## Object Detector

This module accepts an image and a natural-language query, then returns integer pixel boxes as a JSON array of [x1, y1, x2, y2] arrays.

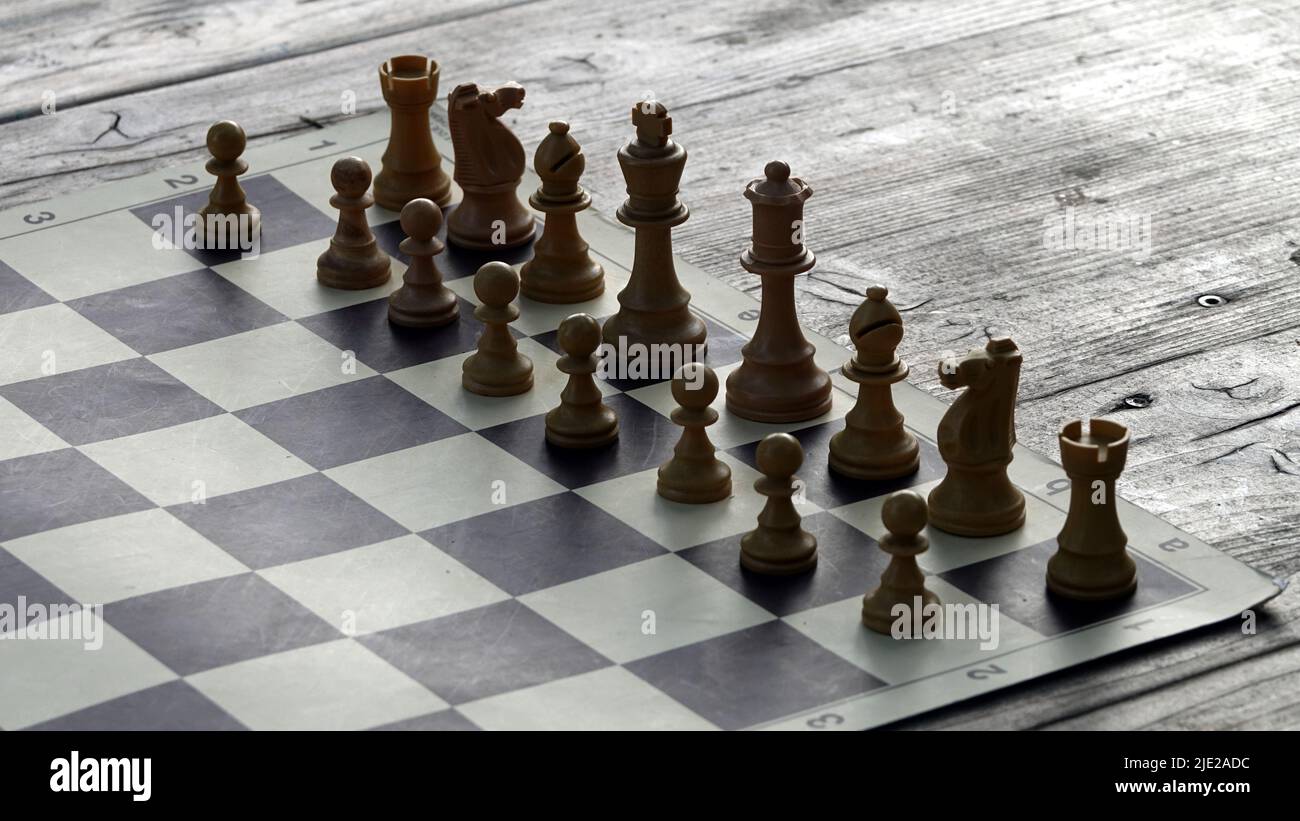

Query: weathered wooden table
[[2, 0, 1296, 729]]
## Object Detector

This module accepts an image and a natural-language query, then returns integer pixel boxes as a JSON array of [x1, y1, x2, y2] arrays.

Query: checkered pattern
[[0, 147, 1211, 732]]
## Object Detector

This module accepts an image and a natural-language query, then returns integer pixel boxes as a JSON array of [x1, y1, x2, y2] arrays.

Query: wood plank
[[0, 0, 536, 122]]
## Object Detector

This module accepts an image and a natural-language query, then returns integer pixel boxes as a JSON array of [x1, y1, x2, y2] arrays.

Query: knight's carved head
[[486, 82, 525, 111], [938, 336, 1020, 391]]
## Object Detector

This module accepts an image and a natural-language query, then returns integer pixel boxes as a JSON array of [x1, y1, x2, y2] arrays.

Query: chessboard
[[0, 105, 1281, 732]]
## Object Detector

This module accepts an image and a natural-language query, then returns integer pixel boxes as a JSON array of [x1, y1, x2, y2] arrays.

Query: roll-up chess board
[[0, 107, 1280, 731]]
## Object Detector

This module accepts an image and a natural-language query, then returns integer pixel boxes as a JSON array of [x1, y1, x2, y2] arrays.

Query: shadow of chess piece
[[446, 82, 535, 250], [546, 313, 619, 448], [462, 261, 533, 396], [657, 362, 731, 504], [862, 490, 940, 634], [725, 161, 831, 423], [198, 120, 260, 251], [387, 198, 458, 328], [927, 337, 1026, 537], [316, 157, 392, 290], [374, 55, 452, 212], [601, 100, 706, 353], [740, 432, 817, 575], [829, 285, 919, 479], [1046, 418, 1137, 601], [520, 121, 605, 303]]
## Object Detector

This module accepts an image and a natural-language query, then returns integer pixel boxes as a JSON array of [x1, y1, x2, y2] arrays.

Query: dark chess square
[[626, 620, 884, 730], [67, 268, 286, 355], [105, 573, 342, 676], [359, 600, 610, 705], [728, 421, 944, 509], [235, 375, 467, 469], [27, 681, 244, 732], [680, 512, 889, 617], [167, 473, 409, 570], [0, 357, 223, 446], [422, 492, 667, 596], [130, 175, 336, 266], [0, 449, 153, 542], [0, 259, 55, 315], [477, 394, 679, 488], [298, 295, 493, 372], [940, 540, 1199, 636]]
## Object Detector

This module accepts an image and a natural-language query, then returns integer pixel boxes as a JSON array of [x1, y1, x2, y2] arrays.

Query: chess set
[[0, 56, 1282, 732]]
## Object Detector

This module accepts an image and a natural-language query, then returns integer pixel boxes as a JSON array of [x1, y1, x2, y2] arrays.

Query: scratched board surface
[[0, 109, 1280, 731]]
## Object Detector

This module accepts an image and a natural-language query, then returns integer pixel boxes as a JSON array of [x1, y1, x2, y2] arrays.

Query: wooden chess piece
[[927, 337, 1026, 537], [374, 55, 452, 211], [387, 198, 458, 328], [725, 161, 831, 423], [740, 432, 817, 575], [601, 101, 706, 355], [519, 121, 605, 303], [446, 82, 535, 250], [198, 120, 260, 250], [462, 261, 533, 396], [546, 313, 619, 448], [316, 157, 392, 290], [862, 490, 940, 635], [828, 285, 919, 479], [657, 363, 731, 504], [1046, 419, 1137, 601]]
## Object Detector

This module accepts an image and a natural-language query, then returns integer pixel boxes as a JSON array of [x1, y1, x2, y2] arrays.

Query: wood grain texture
[[0, 0, 536, 122], [1, 0, 1296, 728]]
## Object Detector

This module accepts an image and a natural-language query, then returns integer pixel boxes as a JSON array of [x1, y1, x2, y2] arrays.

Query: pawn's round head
[[399, 198, 442, 240], [330, 156, 372, 198], [557, 313, 602, 357], [752, 159, 801, 197], [765, 160, 790, 184], [882, 490, 928, 538], [756, 432, 803, 478], [206, 120, 246, 162], [473, 261, 519, 306], [671, 362, 718, 408]]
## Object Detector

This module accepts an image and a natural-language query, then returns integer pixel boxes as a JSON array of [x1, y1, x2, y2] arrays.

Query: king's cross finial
[[632, 100, 671, 146]]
